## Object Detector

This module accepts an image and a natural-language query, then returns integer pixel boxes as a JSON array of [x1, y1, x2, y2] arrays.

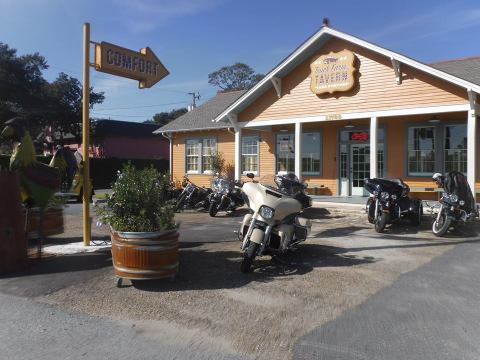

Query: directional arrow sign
[[94, 42, 169, 88]]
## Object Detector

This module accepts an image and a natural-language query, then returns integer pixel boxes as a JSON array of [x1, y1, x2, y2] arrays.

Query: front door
[[350, 144, 370, 196]]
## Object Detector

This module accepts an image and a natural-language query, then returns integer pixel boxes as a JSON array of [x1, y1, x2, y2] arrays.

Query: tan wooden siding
[[171, 129, 234, 188], [239, 38, 468, 122]]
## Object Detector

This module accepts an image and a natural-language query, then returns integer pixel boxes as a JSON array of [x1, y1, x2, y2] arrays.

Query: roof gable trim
[[214, 27, 479, 122]]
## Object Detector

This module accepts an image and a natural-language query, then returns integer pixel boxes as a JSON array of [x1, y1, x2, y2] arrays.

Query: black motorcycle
[[175, 175, 212, 211], [208, 176, 244, 217], [364, 178, 423, 233], [431, 171, 478, 236]]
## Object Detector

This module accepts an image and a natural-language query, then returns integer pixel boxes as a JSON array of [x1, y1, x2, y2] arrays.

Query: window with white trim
[[444, 124, 467, 174], [241, 136, 259, 174], [276, 134, 295, 174], [185, 138, 216, 174], [302, 132, 321, 175], [407, 126, 435, 176]]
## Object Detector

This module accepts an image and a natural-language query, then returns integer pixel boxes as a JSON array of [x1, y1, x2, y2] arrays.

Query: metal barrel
[[111, 229, 179, 280], [26, 207, 64, 239]]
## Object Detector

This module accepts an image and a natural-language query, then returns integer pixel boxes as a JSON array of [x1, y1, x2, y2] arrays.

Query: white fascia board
[[214, 28, 329, 122], [239, 104, 471, 128], [215, 26, 480, 124], [155, 126, 232, 133]]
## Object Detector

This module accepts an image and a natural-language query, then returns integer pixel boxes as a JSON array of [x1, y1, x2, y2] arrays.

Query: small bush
[[97, 163, 175, 232]]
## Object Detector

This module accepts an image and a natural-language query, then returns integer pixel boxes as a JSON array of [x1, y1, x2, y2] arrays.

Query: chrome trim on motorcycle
[[241, 217, 257, 250]]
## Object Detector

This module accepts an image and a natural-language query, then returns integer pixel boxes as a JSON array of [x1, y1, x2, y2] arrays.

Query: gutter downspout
[[161, 132, 173, 181]]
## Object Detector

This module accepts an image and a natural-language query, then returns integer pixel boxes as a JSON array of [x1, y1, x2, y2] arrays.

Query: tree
[[0, 43, 49, 127], [0, 43, 105, 144], [46, 72, 105, 143], [146, 108, 188, 127], [208, 63, 264, 91]]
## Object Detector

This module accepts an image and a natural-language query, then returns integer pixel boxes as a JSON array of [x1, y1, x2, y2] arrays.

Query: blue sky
[[1, 0, 479, 122]]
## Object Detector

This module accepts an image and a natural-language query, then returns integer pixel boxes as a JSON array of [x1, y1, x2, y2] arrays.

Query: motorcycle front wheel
[[240, 241, 260, 273], [175, 193, 187, 211], [209, 200, 219, 217], [432, 212, 451, 237], [375, 212, 389, 233]]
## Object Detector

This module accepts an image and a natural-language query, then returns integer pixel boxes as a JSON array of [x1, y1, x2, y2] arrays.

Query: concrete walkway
[[293, 237, 480, 360]]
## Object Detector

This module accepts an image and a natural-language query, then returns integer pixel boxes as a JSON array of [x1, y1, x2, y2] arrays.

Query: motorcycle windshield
[[444, 171, 476, 212], [364, 178, 406, 196]]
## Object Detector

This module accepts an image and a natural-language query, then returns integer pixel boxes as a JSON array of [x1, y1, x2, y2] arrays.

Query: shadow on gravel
[[302, 207, 347, 220], [0, 251, 112, 279], [132, 243, 376, 292]]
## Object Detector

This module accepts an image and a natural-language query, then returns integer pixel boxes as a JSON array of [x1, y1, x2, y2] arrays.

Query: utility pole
[[188, 92, 201, 108]]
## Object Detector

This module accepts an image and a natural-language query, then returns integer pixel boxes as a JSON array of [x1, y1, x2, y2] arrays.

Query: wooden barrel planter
[[0, 171, 27, 273], [26, 207, 64, 239], [110, 229, 179, 286]]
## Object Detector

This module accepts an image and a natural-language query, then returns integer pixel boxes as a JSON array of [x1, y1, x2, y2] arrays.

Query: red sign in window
[[350, 131, 369, 141]]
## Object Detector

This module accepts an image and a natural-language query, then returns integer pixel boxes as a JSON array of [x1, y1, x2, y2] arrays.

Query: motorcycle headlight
[[259, 206, 275, 219], [380, 191, 389, 200], [449, 194, 459, 203], [391, 194, 397, 200], [459, 200, 465, 206]]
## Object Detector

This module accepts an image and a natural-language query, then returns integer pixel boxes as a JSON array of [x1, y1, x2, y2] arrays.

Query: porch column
[[369, 116, 378, 179], [295, 121, 302, 180], [467, 109, 477, 195], [234, 128, 242, 180]]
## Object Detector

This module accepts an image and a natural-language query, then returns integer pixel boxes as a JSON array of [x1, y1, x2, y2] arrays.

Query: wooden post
[[82, 23, 91, 246]]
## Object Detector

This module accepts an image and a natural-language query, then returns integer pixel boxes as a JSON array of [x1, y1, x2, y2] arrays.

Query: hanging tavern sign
[[310, 50, 356, 95]]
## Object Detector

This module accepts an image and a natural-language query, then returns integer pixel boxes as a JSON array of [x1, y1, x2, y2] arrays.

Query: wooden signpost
[[82, 23, 169, 246]]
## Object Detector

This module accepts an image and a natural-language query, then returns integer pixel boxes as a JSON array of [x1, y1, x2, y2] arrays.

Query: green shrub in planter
[[97, 163, 175, 232]]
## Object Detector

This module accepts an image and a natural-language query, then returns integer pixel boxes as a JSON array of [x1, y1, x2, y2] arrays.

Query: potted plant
[[97, 163, 178, 287]]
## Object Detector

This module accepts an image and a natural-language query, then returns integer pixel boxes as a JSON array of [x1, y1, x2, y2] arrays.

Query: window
[[302, 132, 321, 175], [241, 136, 259, 174], [407, 126, 435, 176], [276, 134, 295, 174], [445, 124, 467, 174], [186, 140, 200, 173], [202, 138, 216, 173], [185, 138, 216, 174]]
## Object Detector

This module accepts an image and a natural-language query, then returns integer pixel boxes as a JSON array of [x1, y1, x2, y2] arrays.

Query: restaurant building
[[155, 25, 480, 200]]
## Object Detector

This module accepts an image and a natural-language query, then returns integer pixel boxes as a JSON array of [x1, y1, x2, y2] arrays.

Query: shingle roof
[[153, 90, 246, 133], [430, 57, 480, 86]]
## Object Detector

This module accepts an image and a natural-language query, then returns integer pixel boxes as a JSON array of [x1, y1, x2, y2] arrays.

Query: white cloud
[[366, 5, 480, 43], [116, 0, 224, 33]]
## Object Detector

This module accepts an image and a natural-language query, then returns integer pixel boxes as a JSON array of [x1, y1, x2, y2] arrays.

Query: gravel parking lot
[[24, 204, 478, 360]]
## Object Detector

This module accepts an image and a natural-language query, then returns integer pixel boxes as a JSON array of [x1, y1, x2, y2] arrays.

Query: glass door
[[350, 144, 370, 196]]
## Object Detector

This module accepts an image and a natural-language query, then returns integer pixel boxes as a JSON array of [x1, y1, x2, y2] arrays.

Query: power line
[[91, 112, 153, 118], [93, 101, 187, 111], [48, 63, 194, 95]]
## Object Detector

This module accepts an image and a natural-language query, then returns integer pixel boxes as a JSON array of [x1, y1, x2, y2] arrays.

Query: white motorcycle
[[238, 173, 312, 273]]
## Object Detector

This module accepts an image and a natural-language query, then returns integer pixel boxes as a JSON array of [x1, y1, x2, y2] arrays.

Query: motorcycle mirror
[[246, 173, 254, 179]]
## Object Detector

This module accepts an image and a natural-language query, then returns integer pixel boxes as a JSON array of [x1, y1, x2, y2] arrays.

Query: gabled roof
[[153, 90, 246, 133], [430, 57, 480, 86], [214, 26, 480, 123]]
